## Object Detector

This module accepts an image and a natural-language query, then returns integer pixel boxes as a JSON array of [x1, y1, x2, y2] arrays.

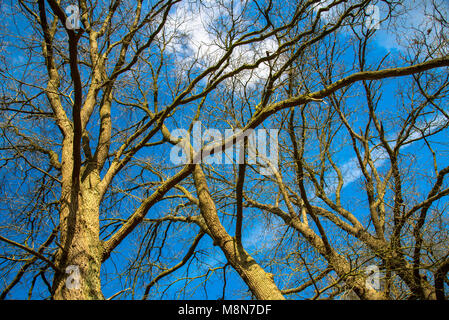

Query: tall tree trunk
[[193, 164, 285, 300], [52, 166, 104, 300]]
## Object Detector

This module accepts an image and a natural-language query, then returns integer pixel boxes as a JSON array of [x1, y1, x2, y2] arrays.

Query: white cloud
[[313, 0, 449, 55], [163, 1, 280, 88], [374, 0, 448, 54]]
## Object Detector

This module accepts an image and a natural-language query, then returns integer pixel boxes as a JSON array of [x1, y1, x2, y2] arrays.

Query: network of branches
[[0, 0, 448, 300]]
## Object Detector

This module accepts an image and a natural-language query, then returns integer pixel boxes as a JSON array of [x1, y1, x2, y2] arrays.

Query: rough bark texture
[[52, 165, 104, 300], [193, 164, 285, 300], [287, 215, 386, 300]]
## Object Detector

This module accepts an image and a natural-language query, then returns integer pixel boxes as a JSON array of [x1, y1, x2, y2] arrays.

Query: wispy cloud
[[163, 1, 279, 87], [374, 0, 448, 55], [338, 114, 448, 188], [313, 0, 449, 54]]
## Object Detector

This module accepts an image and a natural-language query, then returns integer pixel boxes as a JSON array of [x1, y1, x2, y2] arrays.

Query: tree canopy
[[0, 0, 449, 300]]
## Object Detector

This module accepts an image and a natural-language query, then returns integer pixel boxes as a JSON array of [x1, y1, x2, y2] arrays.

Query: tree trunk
[[193, 164, 285, 300], [285, 215, 387, 299], [52, 168, 104, 300]]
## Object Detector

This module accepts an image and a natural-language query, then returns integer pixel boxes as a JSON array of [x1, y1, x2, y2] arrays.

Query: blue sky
[[1, 0, 448, 300]]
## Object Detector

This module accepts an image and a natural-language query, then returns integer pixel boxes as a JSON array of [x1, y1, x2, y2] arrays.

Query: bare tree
[[0, 0, 448, 300]]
